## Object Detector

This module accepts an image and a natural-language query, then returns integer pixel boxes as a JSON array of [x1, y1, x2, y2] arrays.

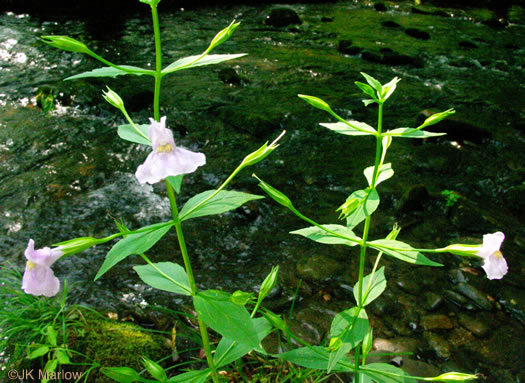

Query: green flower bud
[[141, 357, 167, 382], [361, 328, 373, 359], [231, 290, 253, 306], [102, 86, 125, 110], [41, 36, 91, 54], [258, 265, 279, 301], [439, 244, 480, 256], [427, 372, 478, 382], [419, 108, 455, 129], [208, 20, 241, 52], [297, 94, 333, 113], [53, 237, 101, 256], [253, 175, 294, 210], [336, 197, 360, 219], [241, 131, 285, 168], [328, 336, 342, 352], [262, 311, 286, 331]]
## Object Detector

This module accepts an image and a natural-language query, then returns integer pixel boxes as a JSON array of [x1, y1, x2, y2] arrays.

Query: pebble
[[265, 8, 302, 28], [423, 332, 452, 359], [296, 254, 341, 282], [444, 290, 477, 311], [458, 313, 490, 337], [424, 292, 444, 311], [405, 28, 430, 40], [455, 283, 493, 311], [421, 314, 454, 330]]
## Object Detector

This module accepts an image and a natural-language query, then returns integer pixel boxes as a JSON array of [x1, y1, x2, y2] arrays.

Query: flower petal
[[477, 232, 505, 259], [482, 253, 508, 280], [24, 239, 63, 267], [22, 264, 60, 297], [148, 116, 174, 151]]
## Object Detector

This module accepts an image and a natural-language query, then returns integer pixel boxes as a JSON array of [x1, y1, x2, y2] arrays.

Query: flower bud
[[361, 328, 373, 358], [328, 336, 342, 352], [439, 244, 480, 256], [53, 237, 100, 256], [427, 372, 478, 381], [141, 357, 167, 382], [253, 175, 294, 210], [297, 94, 332, 113], [208, 20, 241, 52], [262, 311, 286, 331], [102, 86, 125, 110], [258, 266, 279, 301], [336, 197, 360, 219], [41, 36, 91, 54], [419, 108, 455, 129], [241, 131, 285, 168], [231, 290, 253, 306]]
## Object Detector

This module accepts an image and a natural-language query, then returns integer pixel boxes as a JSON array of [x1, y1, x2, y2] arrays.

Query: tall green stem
[[355, 103, 384, 382], [151, 4, 163, 121]]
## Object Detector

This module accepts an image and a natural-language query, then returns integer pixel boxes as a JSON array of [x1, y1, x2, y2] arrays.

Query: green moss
[[69, 311, 168, 382]]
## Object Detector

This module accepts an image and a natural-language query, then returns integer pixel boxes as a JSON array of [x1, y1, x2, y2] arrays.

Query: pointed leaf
[[162, 54, 247, 74], [46, 326, 57, 347], [179, 190, 264, 221], [385, 128, 446, 138], [214, 317, 272, 367], [353, 267, 386, 306], [276, 346, 352, 372], [134, 262, 191, 296], [346, 189, 380, 228], [368, 239, 443, 266], [320, 121, 377, 136], [355, 81, 378, 99], [381, 77, 401, 101], [56, 350, 70, 364], [117, 124, 151, 145], [361, 363, 415, 383], [95, 223, 173, 280], [194, 290, 259, 348], [65, 65, 150, 80], [290, 224, 360, 247], [364, 163, 394, 187], [101, 367, 149, 383], [330, 307, 369, 348], [168, 370, 210, 383], [28, 345, 49, 359], [361, 72, 382, 92], [167, 175, 183, 194]]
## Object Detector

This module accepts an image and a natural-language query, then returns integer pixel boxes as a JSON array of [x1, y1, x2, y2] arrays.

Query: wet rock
[[265, 8, 301, 28], [450, 202, 493, 233], [395, 274, 421, 295], [218, 68, 243, 86], [449, 268, 467, 284], [458, 313, 490, 337], [421, 314, 454, 330], [374, 2, 387, 12], [405, 28, 430, 40], [455, 283, 493, 311], [412, 6, 449, 17], [396, 185, 430, 215], [321, 16, 333, 23], [373, 337, 420, 354], [288, 319, 322, 345], [424, 292, 444, 311], [418, 109, 491, 143], [370, 291, 400, 317], [498, 285, 525, 324], [381, 49, 424, 68], [503, 184, 525, 216], [444, 290, 477, 311], [296, 254, 341, 282], [385, 316, 412, 336], [423, 332, 451, 359], [381, 20, 401, 28], [337, 39, 362, 55], [459, 40, 478, 49]]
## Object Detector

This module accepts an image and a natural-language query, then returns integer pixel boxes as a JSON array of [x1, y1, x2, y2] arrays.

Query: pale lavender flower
[[22, 239, 63, 297], [477, 232, 507, 280], [135, 117, 206, 184]]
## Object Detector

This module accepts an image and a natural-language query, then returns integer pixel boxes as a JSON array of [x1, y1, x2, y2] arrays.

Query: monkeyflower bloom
[[443, 232, 507, 280], [22, 239, 63, 297], [135, 117, 206, 184]]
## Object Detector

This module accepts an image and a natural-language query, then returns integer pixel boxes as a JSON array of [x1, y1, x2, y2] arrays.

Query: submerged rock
[[361, 49, 424, 68], [381, 20, 401, 28], [265, 8, 302, 27], [417, 109, 491, 143], [423, 332, 452, 359], [424, 292, 444, 311], [405, 28, 430, 40], [454, 283, 493, 311], [421, 314, 454, 330], [337, 39, 362, 55], [458, 313, 490, 337], [296, 254, 341, 282], [396, 185, 430, 215]]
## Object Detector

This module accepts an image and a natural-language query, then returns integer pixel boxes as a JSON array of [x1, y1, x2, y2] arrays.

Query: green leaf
[[28, 345, 49, 359], [364, 163, 394, 187], [133, 262, 191, 296], [355, 81, 378, 99], [179, 190, 264, 221], [46, 326, 57, 347], [117, 124, 150, 145], [290, 224, 360, 247], [346, 189, 380, 229], [214, 317, 272, 367], [360, 72, 382, 93], [381, 77, 401, 101], [368, 240, 443, 267], [361, 363, 415, 383], [65, 65, 150, 80], [385, 128, 446, 138], [276, 346, 352, 372], [167, 175, 183, 194], [320, 121, 377, 136], [162, 54, 247, 74], [330, 307, 369, 349], [168, 370, 210, 383], [95, 223, 173, 280], [353, 267, 386, 306], [362, 99, 376, 107], [56, 349, 70, 364], [101, 367, 148, 383], [194, 290, 259, 348], [141, 357, 167, 382]]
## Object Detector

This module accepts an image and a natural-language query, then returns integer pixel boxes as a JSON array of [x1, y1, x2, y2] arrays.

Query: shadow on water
[[1, 1, 524, 380]]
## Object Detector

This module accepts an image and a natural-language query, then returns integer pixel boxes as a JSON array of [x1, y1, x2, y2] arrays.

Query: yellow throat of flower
[[26, 260, 36, 271], [493, 250, 503, 258], [156, 143, 172, 153]]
